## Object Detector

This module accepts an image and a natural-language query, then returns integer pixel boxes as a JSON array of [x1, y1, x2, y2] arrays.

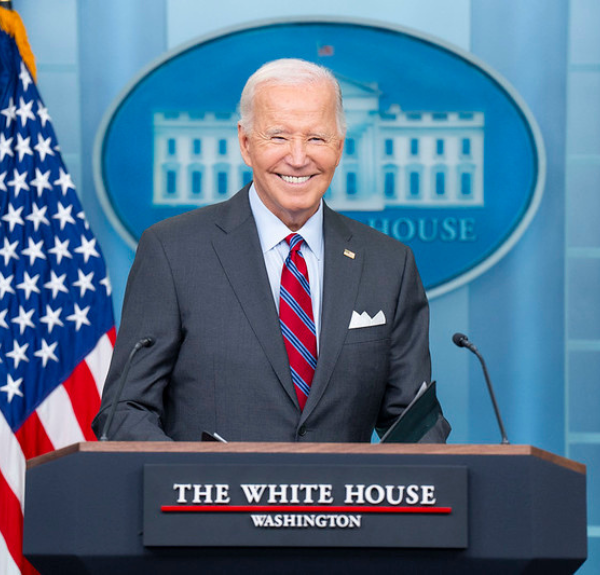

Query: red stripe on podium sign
[[161, 505, 452, 514]]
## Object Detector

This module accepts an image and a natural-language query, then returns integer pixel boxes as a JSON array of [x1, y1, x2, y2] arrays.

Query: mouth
[[278, 175, 312, 184]]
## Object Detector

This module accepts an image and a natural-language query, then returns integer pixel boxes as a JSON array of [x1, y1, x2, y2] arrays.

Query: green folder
[[379, 381, 442, 443]]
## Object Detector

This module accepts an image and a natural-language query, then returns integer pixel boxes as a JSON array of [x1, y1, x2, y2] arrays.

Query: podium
[[24, 443, 586, 574]]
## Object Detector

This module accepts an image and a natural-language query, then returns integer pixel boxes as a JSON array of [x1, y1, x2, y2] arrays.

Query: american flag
[[0, 9, 115, 575], [317, 45, 334, 57]]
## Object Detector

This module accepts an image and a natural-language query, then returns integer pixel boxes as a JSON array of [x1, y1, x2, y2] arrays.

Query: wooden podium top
[[27, 442, 585, 474]]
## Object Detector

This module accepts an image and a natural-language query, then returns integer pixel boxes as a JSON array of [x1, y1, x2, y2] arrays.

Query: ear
[[238, 123, 253, 167], [335, 137, 345, 167]]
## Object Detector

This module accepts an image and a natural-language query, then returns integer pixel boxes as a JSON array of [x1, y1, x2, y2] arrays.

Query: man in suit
[[92, 58, 450, 443]]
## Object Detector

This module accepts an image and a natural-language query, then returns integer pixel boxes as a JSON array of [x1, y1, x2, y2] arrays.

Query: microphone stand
[[100, 337, 154, 441], [469, 345, 510, 445], [453, 333, 510, 445]]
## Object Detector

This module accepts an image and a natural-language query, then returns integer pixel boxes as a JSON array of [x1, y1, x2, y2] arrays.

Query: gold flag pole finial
[[0, 2, 37, 81]]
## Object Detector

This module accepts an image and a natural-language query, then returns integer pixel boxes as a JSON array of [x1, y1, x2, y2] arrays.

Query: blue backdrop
[[16, 0, 599, 571]]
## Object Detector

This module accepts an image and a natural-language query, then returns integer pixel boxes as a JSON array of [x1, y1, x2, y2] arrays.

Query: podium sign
[[144, 463, 468, 547]]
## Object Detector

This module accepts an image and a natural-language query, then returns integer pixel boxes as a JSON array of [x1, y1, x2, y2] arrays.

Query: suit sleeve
[[92, 228, 181, 440], [376, 246, 451, 443]]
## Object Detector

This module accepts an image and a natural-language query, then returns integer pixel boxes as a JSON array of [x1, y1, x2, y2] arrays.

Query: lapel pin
[[343, 249, 356, 259]]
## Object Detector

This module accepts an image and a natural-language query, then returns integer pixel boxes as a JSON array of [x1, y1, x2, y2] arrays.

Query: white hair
[[238, 58, 346, 135]]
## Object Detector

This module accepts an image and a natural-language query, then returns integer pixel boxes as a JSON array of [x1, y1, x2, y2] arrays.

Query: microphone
[[100, 337, 154, 441], [452, 332, 510, 445]]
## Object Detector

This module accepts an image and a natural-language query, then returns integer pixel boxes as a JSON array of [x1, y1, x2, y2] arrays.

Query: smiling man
[[93, 59, 450, 443]]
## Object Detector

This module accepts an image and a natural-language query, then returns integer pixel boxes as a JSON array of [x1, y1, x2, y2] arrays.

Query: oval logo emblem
[[96, 19, 544, 298]]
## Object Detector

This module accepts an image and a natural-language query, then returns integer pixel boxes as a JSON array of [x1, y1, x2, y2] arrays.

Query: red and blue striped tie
[[279, 234, 317, 410]]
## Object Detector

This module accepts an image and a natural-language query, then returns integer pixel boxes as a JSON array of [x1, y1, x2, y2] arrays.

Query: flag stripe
[[15, 411, 54, 461], [0, 411, 25, 510], [63, 362, 101, 441], [0, 467, 24, 570], [84, 331, 114, 396], [36, 385, 86, 449], [0, 530, 22, 575]]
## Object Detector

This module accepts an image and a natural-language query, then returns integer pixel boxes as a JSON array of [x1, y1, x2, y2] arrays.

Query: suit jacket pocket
[[344, 323, 390, 345]]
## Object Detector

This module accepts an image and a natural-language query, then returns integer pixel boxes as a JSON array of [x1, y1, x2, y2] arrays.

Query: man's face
[[238, 81, 344, 231]]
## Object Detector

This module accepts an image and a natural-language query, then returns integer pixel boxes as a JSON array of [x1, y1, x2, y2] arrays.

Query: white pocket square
[[349, 310, 386, 329]]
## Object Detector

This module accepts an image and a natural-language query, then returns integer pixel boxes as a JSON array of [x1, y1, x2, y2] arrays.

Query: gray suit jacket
[[92, 186, 450, 443]]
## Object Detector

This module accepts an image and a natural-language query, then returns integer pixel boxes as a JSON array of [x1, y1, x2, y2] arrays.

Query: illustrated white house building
[[152, 76, 484, 209]]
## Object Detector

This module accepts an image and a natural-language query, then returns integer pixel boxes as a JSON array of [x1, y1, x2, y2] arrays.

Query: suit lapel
[[210, 188, 298, 406], [300, 206, 363, 422]]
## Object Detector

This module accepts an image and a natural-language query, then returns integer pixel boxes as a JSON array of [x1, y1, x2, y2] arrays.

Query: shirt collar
[[249, 184, 324, 260]]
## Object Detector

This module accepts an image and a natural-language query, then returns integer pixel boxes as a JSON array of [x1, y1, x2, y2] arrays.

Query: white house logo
[[95, 19, 544, 298], [152, 80, 484, 210]]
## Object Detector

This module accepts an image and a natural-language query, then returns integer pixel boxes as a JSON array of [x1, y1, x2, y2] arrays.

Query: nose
[[287, 137, 308, 167]]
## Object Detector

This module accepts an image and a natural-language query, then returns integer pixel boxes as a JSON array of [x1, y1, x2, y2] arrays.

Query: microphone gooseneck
[[452, 332, 509, 445], [100, 337, 154, 441]]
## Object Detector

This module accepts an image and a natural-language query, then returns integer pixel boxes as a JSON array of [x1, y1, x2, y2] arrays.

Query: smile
[[279, 175, 312, 184]]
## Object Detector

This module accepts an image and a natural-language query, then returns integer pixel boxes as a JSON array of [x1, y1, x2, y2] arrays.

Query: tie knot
[[285, 233, 304, 253]]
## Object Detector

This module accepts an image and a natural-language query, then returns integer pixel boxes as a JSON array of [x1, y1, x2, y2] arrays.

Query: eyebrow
[[265, 128, 287, 136], [264, 128, 332, 139]]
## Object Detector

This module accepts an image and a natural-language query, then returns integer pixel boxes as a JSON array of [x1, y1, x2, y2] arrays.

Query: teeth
[[280, 175, 310, 184]]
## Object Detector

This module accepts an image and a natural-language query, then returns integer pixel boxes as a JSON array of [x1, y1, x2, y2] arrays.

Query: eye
[[309, 136, 325, 143]]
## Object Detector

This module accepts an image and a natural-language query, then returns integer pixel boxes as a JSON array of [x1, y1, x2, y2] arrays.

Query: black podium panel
[[23, 444, 587, 574]]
